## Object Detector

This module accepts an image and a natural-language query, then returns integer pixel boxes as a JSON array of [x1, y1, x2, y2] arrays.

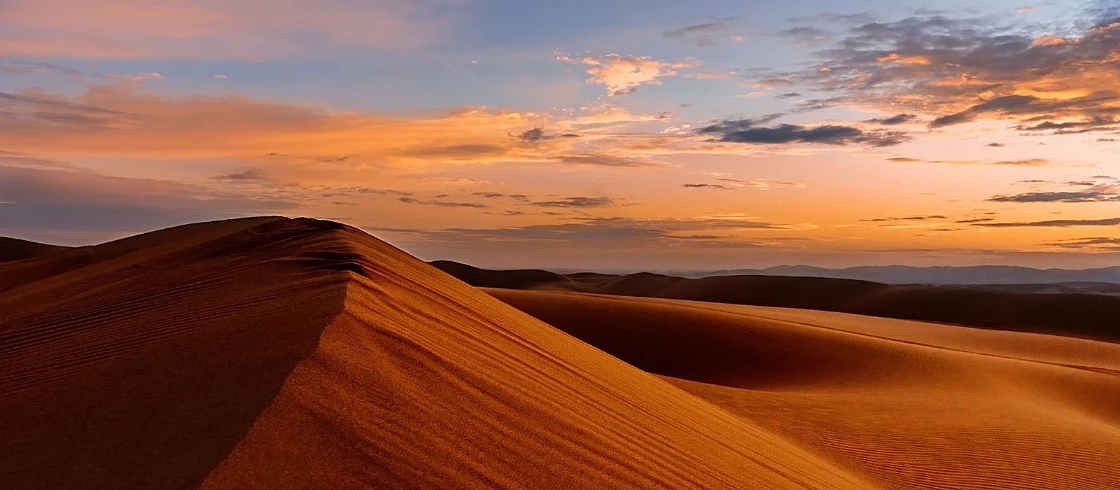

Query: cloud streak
[[0, 0, 460, 58]]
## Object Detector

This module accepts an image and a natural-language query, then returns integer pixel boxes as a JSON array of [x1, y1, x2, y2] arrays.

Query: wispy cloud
[[888, 157, 1056, 166], [974, 217, 1120, 227], [777, 27, 835, 45], [0, 160, 293, 240], [104, 72, 164, 83], [1046, 236, 1120, 251], [0, 0, 460, 58], [528, 196, 615, 208], [369, 215, 790, 245], [664, 17, 739, 47], [987, 176, 1120, 202], [398, 197, 488, 209]]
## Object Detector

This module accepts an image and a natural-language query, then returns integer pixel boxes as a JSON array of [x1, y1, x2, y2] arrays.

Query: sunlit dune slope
[[0, 217, 870, 490], [489, 289, 1120, 490]]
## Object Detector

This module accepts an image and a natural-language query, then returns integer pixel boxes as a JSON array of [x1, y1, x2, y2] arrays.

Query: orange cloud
[[875, 53, 932, 65], [0, 86, 699, 183], [557, 53, 702, 96]]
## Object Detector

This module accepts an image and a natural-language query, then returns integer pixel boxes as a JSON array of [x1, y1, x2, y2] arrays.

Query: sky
[[1, 0, 1119, 270]]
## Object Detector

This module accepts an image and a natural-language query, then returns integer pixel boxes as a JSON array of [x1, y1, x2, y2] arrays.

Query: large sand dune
[[490, 289, 1120, 489], [0, 237, 67, 263], [1, 217, 871, 489]]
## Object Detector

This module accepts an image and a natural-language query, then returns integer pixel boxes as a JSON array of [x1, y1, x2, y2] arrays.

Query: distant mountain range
[[673, 265, 1120, 285]]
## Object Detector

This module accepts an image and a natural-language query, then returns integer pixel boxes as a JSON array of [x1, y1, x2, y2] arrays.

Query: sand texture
[[2, 218, 871, 489]]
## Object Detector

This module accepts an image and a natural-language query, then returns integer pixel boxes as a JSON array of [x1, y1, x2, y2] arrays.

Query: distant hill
[[429, 260, 573, 289], [0, 237, 68, 263], [686, 265, 1120, 285], [434, 260, 1120, 342]]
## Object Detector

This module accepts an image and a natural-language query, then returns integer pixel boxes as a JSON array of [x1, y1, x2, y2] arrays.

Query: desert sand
[[2, 217, 1117, 489], [0, 237, 67, 263], [1, 217, 867, 489], [490, 289, 1120, 489], [434, 260, 1120, 342]]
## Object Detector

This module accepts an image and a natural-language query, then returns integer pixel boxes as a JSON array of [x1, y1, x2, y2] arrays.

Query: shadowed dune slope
[[0, 237, 68, 263], [488, 289, 1120, 490], [0, 218, 871, 490], [436, 262, 1120, 342], [428, 259, 573, 289]]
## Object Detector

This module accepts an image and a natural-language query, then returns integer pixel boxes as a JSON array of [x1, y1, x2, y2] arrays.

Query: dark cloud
[[664, 17, 737, 46], [529, 197, 614, 208], [987, 142, 1005, 147], [0, 90, 145, 131], [366, 216, 787, 245], [988, 191, 1120, 203], [682, 183, 730, 189], [1046, 236, 1120, 250], [397, 197, 487, 208], [0, 150, 77, 170], [698, 119, 909, 146], [355, 187, 412, 197], [212, 168, 269, 182], [974, 217, 1120, 227], [868, 113, 917, 125], [888, 157, 1052, 166], [931, 96, 1119, 130], [862, 215, 948, 222], [778, 26, 835, 44], [786, 10, 1120, 134], [517, 128, 579, 142], [776, 92, 802, 99], [472, 192, 531, 202], [556, 154, 654, 167], [0, 60, 83, 78], [954, 217, 995, 224], [789, 12, 877, 24], [988, 175, 1120, 202], [403, 144, 509, 159]]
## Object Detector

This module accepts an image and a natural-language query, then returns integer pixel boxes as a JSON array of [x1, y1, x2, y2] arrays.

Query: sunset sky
[[2, 0, 1118, 270]]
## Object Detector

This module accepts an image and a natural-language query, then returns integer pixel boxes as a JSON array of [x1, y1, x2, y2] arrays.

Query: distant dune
[[0, 218, 870, 489], [433, 261, 1120, 342], [489, 289, 1120, 489], [0, 237, 68, 263], [666, 264, 1120, 285]]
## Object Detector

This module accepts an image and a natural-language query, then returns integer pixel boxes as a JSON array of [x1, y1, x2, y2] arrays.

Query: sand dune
[[434, 261, 1120, 342], [0, 237, 67, 263], [1, 218, 871, 489], [489, 289, 1120, 489]]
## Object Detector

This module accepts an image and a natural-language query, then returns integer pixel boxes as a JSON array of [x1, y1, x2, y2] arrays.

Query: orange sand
[[1, 218, 869, 489], [490, 289, 1120, 489]]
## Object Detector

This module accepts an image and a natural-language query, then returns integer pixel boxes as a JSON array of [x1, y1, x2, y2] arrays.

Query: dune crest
[[1, 218, 870, 489]]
